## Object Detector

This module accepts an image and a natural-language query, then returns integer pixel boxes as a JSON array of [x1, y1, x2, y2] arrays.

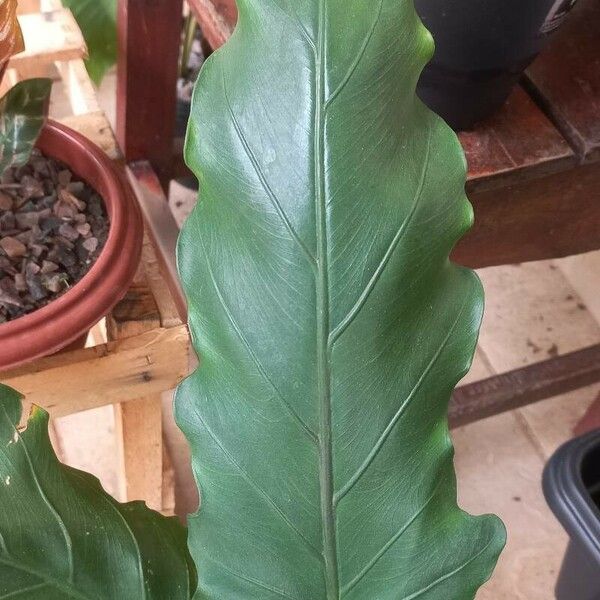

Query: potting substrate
[[0, 149, 109, 323]]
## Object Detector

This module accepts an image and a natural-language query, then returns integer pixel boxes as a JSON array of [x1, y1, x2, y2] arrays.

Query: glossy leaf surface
[[0, 78, 51, 173], [63, 0, 116, 85], [0, 384, 196, 599], [177, 1, 505, 599], [0, 0, 23, 68]]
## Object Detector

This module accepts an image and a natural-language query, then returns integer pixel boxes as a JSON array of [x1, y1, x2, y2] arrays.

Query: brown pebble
[[41, 260, 59, 273], [25, 261, 41, 275], [42, 274, 63, 293], [58, 189, 86, 211], [75, 222, 91, 237], [82, 237, 98, 253], [13, 273, 27, 292], [15, 212, 40, 229], [20, 175, 45, 199], [58, 223, 79, 241], [53, 200, 78, 220], [0, 193, 13, 211], [57, 170, 72, 186], [0, 236, 27, 258]]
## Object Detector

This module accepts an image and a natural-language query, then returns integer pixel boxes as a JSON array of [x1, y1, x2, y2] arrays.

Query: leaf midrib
[[313, 2, 339, 599]]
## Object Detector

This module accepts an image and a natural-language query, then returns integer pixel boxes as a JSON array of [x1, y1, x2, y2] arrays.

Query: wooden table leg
[[116, 0, 184, 189], [114, 395, 164, 510], [108, 263, 166, 509]]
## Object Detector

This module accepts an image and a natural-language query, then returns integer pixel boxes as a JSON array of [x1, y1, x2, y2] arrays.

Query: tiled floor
[[52, 73, 600, 597]]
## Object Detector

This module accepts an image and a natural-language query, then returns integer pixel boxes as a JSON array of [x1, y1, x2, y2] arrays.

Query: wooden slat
[[2, 326, 189, 417], [55, 59, 100, 116], [450, 344, 600, 428], [58, 111, 120, 159], [127, 161, 187, 322], [453, 160, 600, 268], [17, 0, 41, 15], [525, 0, 600, 162], [461, 86, 575, 193], [115, 397, 164, 510], [108, 248, 166, 509], [10, 9, 86, 69], [141, 235, 182, 329], [116, 0, 183, 186], [187, 0, 233, 49]]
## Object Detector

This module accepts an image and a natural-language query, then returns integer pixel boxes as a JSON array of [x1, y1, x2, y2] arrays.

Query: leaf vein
[[191, 404, 323, 560], [341, 480, 442, 596], [207, 555, 304, 600], [334, 294, 467, 504], [223, 71, 317, 270], [329, 127, 431, 346], [400, 538, 495, 600], [325, 0, 384, 109], [198, 235, 318, 442]]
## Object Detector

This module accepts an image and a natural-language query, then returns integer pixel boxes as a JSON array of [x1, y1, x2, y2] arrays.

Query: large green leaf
[[63, 0, 116, 85], [177, 1, 505, 599], [0, 78, 51, 174], [0, 383, 196, 599]]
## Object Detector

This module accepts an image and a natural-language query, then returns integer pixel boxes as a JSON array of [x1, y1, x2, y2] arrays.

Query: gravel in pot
[[0, 148, 109, 323]]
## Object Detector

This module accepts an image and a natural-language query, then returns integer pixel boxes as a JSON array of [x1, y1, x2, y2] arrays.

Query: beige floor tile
[[477, 261, 600, 372], [53, 406, 118, 498], [453, 411, 567, 600], [556, 250, 600, 325], [517, 384, 600, 460]]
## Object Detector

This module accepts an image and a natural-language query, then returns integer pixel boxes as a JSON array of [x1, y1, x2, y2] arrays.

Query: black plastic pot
[[415, 0, 580, 130], [543, 430, 600, 600]]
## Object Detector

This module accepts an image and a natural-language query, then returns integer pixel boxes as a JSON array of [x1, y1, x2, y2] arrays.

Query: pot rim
[[0, 119, 143, 369]]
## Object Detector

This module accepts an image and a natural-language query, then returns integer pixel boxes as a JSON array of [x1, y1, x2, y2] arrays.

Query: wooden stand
[[0, 2, 190, 514]]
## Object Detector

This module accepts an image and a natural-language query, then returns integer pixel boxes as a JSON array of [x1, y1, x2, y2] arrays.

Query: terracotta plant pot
[[0, 120, 143, 370]]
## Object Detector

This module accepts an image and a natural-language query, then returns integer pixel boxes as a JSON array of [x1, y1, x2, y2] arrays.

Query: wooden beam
[[11, 9, 86, 68], [116, 0, 184, 186], [187, 0, 233, 49], [2, 326, 189, 418], [127, 161, 188, 321], [450, 344, 600, 428], [108, 262, 166, 509], [454, 161, 600, 269]]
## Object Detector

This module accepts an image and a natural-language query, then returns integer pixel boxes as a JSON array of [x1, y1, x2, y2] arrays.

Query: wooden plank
[[525, 0, 600, 162], [58, 111, 120, 159], [127, 161, 187, 321], [17, 0, 41, 15], [461, 86, 575, 194], [449, 344, 600, 428], [141, 236, 182, 328], [1, 325, 189, 417], [187, 0, 233, 49], [10, 9, 86, 69], [114, 396, 164, 509], [453, 161, 600, 268], [108, 261, 165, 508], [55, 59, 100, 116], [116, 0, 183, 187]]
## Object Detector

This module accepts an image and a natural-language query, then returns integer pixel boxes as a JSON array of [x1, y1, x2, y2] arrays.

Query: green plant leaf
[[63, 0, 116, 85], [0, 78, 52, 174], [0, 383, 196, 599], [177, 1, 506, 599]]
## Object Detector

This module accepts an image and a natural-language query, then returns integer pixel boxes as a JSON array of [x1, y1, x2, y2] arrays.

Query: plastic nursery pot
[[543, 429, 600, 600], [415, 0, 580, 130], [0, 119, 143, 370]]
